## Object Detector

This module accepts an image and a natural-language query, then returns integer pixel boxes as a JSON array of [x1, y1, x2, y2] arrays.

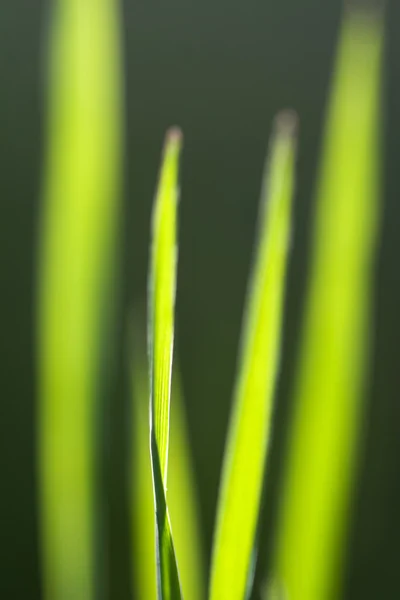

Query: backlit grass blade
[[168, 373, 205, 600], [273, 9, 383, 600], [37, 1, 123, 599], [148, 130, 183, 599], [209, 113, 297, 600], [130, 318, 205, 600]]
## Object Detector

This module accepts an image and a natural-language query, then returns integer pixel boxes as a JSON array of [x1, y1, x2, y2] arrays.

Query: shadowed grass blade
[[37, 1, 123, 599], [149, 130, 183, 600], [209, 113, 297, 600], [130, 319, 205, 600], [273, 9, 383, 600]]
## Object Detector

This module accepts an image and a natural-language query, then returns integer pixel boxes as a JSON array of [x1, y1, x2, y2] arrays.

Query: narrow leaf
[[37, 1, 123, 599], [149, 129, 183, 600], [209, 113, 297, 600], [273, 9, 383, 600], [130, 317, 205, 600]]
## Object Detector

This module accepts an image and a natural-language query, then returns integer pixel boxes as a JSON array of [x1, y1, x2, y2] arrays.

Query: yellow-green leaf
[[149, 130, 183, 600], [130, 318, 205, 600], [37, 1, 123, 599], [209, 113, 297, 600], [273, 9, 383, 600]]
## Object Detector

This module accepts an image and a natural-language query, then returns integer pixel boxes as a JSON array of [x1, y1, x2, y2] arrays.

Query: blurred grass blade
[[209, 113, 297, 600], [168, 372, 205, 600], [148, 130, 183, 599], [130, 318, 205, 600], [130, 332, 159, 600], [37, 0, 123, 599], [273, 9, 383, 600]]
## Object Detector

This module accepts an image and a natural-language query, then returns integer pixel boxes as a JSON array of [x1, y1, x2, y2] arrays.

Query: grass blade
[[130, 318, 205, 600], [130, 337, 156, 600], [37, 1, 123, 598], [148, 129, 183, 600], [168, 373, 205, 600], [209, 113, 297, 600], [272, 9, 383, 600]]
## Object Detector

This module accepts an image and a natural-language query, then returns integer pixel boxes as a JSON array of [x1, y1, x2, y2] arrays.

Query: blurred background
[[1, 0, 399, 598]]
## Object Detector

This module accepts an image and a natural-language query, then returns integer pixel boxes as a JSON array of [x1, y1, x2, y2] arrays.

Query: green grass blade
[[37, 0, 123, 598], [130, 335, 160, 600], [273, 9, 383, 600], [130, 319, 205, 600], [209, 114, 297, 600], [149, 130, 183, 600], [168, 373, 205, 600]]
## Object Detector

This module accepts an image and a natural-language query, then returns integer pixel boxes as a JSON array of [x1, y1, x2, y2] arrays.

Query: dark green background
[[1, 0, 399, 598]]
